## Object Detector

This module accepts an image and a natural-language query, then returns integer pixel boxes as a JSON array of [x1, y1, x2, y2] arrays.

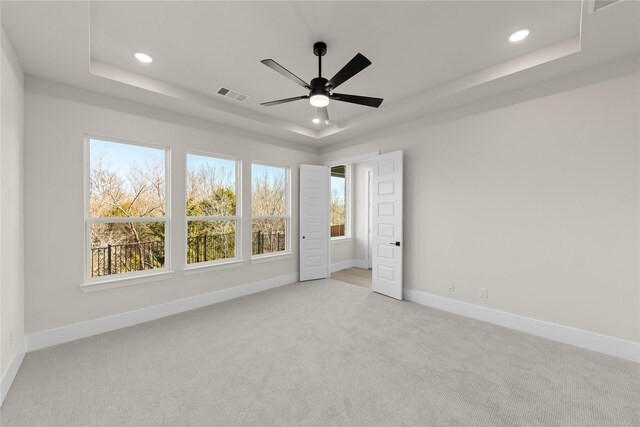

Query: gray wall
[[322, 66, 640, 342], [1, 27, 25, 376], [23, 79, 319, 334]]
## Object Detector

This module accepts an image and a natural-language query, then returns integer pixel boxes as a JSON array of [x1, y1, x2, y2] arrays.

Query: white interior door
[[367, 169, 373, 269], [372, 150, 403, 300], [299, 165, 330, 281]]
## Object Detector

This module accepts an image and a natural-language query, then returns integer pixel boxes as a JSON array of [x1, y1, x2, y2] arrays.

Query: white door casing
[[372, 150, 403, 300], [299, 164, 330, 281], [367, 168, 373, 269]]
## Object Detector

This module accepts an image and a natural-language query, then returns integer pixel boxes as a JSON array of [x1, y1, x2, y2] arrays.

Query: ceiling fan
[[260, 42, 383, 124]]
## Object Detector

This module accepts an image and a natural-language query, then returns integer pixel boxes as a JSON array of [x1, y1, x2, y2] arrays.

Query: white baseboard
[[27, 273, 298, 352], [330, 259, 355, 273], [404, 289, 640, 363], [353, 259, 369, 269], [1, 338, 26, 406], [330, 259, 369, 273]]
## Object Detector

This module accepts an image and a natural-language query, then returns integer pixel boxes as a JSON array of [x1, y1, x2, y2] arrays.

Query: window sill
[[184, 259, 245, 275], [331, 237, 352, 242], [251, 252, 294, 264], [81, 270, 175, 293]]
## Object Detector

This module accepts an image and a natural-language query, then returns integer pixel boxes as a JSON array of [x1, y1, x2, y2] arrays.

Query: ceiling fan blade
[[326, 53, 372, 90], [318, 107, 329, 123], [330, 93, 383, 108], [260, 95, 309, 106], [261, 59, 312, 90]]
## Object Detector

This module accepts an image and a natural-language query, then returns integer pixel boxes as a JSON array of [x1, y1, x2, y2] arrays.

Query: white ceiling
[[2, 1, 639, 148]]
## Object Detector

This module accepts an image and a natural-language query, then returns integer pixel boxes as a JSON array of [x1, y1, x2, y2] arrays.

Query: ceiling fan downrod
[[310, 42, 329, 103], [313, 41, 327, 78]]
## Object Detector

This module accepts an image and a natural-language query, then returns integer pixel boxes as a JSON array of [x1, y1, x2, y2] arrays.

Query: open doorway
[[329, 160, 373, 289], [303, 150, 403, 299]]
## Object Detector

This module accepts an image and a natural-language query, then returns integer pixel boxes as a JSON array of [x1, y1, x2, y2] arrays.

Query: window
[[331, 165, 348, 238], [251, 163, 289, 256], [87, 138, 169, 279], [186, 153, 239, 265]]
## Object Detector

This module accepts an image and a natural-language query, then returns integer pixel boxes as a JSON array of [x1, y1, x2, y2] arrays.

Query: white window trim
[[80, 270, 175, 293], [185, 151, 242, 268], [83, 134, 172, 286], [183, 259, 245, 275], [250, 252, 294, 264], [251, 161, 291, 258], [330, 163, 351, 240]]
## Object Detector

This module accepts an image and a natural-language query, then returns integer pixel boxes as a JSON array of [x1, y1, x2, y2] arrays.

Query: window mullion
[[89, 217, 167, 224], [251, 215, 289, 220], [187, 215, 238, 222]]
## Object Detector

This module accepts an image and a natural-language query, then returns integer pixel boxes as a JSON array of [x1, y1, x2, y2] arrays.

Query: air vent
[[594, 0, 619, 11], [216, 86, 249, 103]]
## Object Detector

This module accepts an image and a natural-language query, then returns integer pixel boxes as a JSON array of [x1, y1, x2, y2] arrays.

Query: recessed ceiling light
[[508, 29, 530, 43], [312, 118, 320, 124], [133, 52, 153, 63]]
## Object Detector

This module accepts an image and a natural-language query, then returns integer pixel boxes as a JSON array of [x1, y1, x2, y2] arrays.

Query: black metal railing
[[187, 232, 235, 264], [91, 240, 165, 277], [252, 231, 286, 256], [91, 231, 286, 276]]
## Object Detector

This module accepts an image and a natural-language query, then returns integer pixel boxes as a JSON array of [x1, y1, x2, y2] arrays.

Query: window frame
[[330, 164, 351, 240], [250, 160, 291, 259], [184, 150, 242, 268], [83, 134, 172, 285]]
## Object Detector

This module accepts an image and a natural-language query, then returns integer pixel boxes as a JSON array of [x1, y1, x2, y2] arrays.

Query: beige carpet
[[2, 279, 638, 426], [330, 267, 372, 289]]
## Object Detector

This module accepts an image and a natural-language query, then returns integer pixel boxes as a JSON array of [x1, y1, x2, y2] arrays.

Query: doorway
[[328, 159, 373, 288], [302, 150, 404, 300]]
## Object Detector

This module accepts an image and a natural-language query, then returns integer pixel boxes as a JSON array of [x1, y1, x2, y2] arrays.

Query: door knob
[[390, 241, 400, 246], [302, 236, 306, 239]]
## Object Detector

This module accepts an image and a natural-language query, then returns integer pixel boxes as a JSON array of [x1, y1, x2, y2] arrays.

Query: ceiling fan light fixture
[[508, 29, 530, 43], [133, 52, 153, 63], [312, 118, 321, 124], [309, 94, 330, 107]]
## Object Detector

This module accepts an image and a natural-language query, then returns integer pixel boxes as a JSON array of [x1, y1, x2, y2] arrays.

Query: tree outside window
[[331, 165, 347, 238], [88, 138, 168, 278], [252, 163, 289, 255], [186, 153, 239, 265]]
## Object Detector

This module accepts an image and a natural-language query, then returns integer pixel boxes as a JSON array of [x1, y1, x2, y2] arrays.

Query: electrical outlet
[[448, 283, 455, 292], [479, 288, 488, 299]]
